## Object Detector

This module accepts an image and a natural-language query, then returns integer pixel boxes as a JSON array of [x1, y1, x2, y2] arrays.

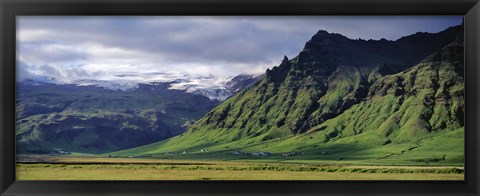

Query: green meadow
[[16, 157, 463, 180], [17, 125, 463, 180], [109, 127, 464, 166]]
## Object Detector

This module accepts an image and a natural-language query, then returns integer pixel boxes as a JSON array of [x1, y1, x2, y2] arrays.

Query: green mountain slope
[[113, 26, 464, 165], [190, 25, 462, 136]]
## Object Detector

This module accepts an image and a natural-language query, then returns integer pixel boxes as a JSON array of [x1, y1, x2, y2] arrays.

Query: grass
[[16, 158, 464, 180], [109, 127, 463, 167], [17, 167, 463, 181]]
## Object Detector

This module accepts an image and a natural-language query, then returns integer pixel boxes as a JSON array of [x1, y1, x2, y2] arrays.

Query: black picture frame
[[1, 0, 479, 195]]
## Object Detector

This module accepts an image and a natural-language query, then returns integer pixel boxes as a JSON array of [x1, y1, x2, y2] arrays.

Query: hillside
[[16, 74, 260, 154], [112, 25, 464, 165], [15, 82, 217, 154]]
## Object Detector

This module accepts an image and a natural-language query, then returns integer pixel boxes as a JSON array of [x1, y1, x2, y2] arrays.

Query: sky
[[17, 16, 463, 84]]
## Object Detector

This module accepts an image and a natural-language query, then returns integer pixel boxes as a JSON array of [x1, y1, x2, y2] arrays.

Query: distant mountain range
[[113, 25, 464, 165], [168, 74, 263, 101], [22, 73, 263, 101], [16, 74, 261, 154]]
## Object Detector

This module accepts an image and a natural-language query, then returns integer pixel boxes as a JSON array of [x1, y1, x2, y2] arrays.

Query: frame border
[[1, 0, 479, 195]]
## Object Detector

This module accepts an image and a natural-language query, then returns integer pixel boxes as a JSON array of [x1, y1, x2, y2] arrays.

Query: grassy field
[[110, 127, 464, 166], [16, 157, 464, 180]]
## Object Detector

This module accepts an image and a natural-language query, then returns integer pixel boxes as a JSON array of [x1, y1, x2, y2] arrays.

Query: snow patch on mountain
[[167, 76, 234, 101], [75, 79, 139, 91], [20, 72, 263, 101]]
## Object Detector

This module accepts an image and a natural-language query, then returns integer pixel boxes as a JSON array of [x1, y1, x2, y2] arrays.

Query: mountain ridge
[[15, 74, 261, 154], [191, 24, 463, 134], [112, 25, 464, 165], [20, 73, 263, 101]]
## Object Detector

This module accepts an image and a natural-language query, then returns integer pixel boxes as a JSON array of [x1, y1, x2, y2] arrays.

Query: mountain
[[74, 79, 140, 91], [194, 25, 462, 134], [16, 73, 261, 154], [113, 25, 464, 165], [59, 74, 262, 101], [15, 82, 218, 154], [226, 74, 264, 93], [168, 74, 263, 101]]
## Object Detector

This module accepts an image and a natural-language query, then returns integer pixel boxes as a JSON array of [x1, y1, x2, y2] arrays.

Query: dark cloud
[[17, 16, 463, 81]]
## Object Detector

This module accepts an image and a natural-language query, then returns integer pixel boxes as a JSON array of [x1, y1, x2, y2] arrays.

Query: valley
[[16, 21, 465, 180], [16, 75, 261, 154]]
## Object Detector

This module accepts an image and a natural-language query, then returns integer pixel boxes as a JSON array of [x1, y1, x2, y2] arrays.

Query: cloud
[[16, 16, 463, 83]]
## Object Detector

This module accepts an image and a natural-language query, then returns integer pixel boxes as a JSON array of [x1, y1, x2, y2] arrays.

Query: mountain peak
[[309, 30, 349, 43], [314, 29, 329, 35]]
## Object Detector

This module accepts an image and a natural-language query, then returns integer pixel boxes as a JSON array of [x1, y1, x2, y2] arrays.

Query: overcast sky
[[17, 16, 463, 83]]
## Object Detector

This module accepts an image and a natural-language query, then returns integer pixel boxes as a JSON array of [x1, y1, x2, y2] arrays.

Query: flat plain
[[16, 156, 463, 180]]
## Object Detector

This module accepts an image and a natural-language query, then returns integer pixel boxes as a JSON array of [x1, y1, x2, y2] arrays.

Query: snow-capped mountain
[[75, 79, 139, 91], [226, 74, 263, 93], [19, 73, 263, 101], [167, 74, 263, 101], [187, 87, 233, 101]]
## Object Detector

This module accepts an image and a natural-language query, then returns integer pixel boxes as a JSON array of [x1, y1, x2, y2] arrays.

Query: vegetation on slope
[[113, 25, 464, 166]]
